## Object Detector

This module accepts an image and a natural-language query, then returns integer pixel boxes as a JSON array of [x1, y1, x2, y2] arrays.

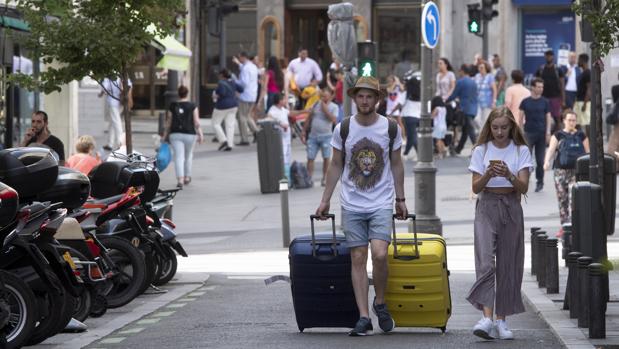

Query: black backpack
[[291, 161, 313, 189], [557, 131, 586, 169], [339, 116, 398, 164]]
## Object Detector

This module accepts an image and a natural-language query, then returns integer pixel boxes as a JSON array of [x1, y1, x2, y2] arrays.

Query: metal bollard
[[536, 233, 548, 288], [561, 223, 572, 267], [578, 256, 593, 328], [530, 227, 542, 275], [279, 179, 290, 248], [566, 251, 583, 314], [545, 238, 559, 294], [588, 263, 606, 339]]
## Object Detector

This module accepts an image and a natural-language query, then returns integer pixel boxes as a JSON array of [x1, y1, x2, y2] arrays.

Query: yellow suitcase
[[385, 214, 451, 333]]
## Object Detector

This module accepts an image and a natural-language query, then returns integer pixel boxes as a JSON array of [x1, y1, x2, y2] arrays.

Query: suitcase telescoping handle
[[309, 214, 338, 260], [392, 214, 419, 261]]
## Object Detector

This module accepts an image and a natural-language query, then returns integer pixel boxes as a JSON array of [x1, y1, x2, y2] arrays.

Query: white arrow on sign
[[427, 11, 438, 41]]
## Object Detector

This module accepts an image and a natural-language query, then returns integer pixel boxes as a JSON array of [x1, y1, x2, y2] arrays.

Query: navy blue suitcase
[[289, 214, 359, 332]]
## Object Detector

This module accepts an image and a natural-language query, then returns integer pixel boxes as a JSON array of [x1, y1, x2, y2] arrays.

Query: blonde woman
[[66, 135, 101, 175]]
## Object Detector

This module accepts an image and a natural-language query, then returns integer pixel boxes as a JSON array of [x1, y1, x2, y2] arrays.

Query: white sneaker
[[494, 319, 514, 340], [472, 317, 495, 340]]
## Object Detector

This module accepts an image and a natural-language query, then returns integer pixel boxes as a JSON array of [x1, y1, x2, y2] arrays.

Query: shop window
[[374, 7, 420, 81], [259, 16, 281, 63]]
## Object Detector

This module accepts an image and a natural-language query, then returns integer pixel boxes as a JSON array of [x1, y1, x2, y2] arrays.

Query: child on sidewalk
[[431, 96, 448, 159]]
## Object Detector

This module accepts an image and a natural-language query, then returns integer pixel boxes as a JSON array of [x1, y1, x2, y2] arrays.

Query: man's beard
[[357, 104, 376, 116]]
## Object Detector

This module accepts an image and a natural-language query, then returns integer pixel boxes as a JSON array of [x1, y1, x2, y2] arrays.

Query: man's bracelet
[[395, 198, 405, 203]]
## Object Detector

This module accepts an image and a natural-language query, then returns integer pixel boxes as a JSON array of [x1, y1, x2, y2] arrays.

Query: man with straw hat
[[316, 76, 408, 336]]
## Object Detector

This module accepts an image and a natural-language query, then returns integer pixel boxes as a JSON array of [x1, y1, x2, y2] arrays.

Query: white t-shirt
[[386, 87, 406, 116], [102, 77, 133, 108], [267, 105, 291, 140], [468, 140, 534, 188], [401, 100, 421, 118], [331, 115, 403, 213]]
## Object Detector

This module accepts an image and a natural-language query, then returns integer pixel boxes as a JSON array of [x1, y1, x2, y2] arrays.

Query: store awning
[[152, 34, 192, 72], [0, 16, 29, 32]]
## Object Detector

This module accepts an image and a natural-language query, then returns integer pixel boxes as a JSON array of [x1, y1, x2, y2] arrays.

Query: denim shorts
[[341, 207, 393, 248], [306, 134, 332, 160]]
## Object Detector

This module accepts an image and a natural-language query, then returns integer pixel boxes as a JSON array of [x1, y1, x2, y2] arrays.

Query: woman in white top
[[436, 58, 456, 101], [401, 75, 421, 158], [467, 106, 533, 341], [431, 96, 447, 158]]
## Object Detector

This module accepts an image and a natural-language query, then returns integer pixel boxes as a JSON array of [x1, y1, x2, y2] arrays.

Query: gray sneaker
[[349, 317, 373, 336], [372, 297, 395, 332]]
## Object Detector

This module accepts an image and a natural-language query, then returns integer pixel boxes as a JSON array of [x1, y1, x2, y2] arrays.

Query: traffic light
[[467, 3, 481, 35], [357, 41, 377, 78], [207, 1, 239, 37], [481, 0, 499, 21]]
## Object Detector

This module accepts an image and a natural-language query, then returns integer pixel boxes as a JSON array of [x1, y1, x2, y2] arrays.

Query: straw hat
[[347, 76, 385, 99]]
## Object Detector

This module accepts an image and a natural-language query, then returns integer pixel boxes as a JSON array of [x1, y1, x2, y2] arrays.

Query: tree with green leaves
[[12, 0, 185, 153]]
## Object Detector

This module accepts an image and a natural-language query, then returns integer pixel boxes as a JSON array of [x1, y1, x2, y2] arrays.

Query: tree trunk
[[589, 43, 604, 189], [122, 66, 133, 154]]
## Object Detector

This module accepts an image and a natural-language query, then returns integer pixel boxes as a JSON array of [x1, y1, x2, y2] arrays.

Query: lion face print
[[348, 137, 385, 191]]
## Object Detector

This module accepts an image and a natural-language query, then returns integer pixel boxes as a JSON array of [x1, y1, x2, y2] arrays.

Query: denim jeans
[[169, 132, 197, 179], [456, 115, 477, 152], [402, 117, 419, 155]]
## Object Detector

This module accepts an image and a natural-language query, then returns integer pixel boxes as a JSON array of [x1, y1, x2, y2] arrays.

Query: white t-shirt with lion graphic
[[331, 115, 403, 213]]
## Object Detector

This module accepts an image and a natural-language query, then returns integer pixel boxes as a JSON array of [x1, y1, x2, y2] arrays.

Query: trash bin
[[256, 120, 284, 194], [575, 154, 616, 235]]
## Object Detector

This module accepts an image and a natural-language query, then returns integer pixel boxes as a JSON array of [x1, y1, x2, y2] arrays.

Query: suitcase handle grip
[[392, 214, 419, 260], [309, 214, 338, 259]]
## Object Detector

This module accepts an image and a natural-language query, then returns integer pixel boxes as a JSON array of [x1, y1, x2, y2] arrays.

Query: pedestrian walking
[[301, 88, 338, 186], [287, 47, 323, 109], [20, 110, 65, 165], [233, 51, 259, 145], [401, 74, 421, 159], [574, 53, 591, 136], [564, 52, 580, 109], [326, 69, 345, 123], [607, 73, 619, 156], [436, 58, 456, 101], [492, 54, 508, 106], [447, 64, 478, 155], [98, 77, 132, 151], [212, 69, 243, 152], [266, 93, 309, 181], [258, 56, 285, 112], [65, 135, 101, 175], [519, 78, 552, 193], [504, 70, 531, 127], [535, 50, 565, 132], [474, 60, 497, 129], [543, 110, 589, 236], [431, 96, 447, 159], [315, 76, 407, 336], [467, 106, 533, 341], [163, 85, 204, 188], [385, 75, 406, 135]]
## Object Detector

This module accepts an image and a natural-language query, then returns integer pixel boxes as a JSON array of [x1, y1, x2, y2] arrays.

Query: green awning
[[0, 16, 29, 32], [152, 34, 192, 72]]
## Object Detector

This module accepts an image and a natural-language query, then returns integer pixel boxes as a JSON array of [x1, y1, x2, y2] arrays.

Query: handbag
[[156, 142, 171, 172]]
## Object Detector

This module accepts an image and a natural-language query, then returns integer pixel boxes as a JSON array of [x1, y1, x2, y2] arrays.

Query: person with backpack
[[315, 76, 407, 336], [212, 68, 244, 152], [468, 106, 533, 340], [543, 110, 589, 236]]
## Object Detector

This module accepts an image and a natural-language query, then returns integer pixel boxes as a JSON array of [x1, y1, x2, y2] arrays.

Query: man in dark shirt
[[20, 110, 65, 165], [535, 50, 565, 132], [520, 78, 552, 192], [574, 53, 591, 136], [447, 64, 478, 154]]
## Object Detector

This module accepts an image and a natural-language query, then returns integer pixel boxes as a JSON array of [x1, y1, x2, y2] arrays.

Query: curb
[[521, 274, 594, 349]]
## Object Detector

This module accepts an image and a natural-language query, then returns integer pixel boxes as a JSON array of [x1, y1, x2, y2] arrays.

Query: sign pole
[[413, 1, 442, 235]]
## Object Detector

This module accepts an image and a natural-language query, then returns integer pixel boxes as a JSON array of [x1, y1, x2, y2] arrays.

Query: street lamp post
[[413, 42, 442, 235]]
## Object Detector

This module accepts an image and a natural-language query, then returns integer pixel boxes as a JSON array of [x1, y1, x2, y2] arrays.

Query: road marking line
[[178, 297, 197, 302], [166, 303, 187, 308], [137, 318, 161, 325], [151, 311, 176, 317], [201, 286, 216, 290], [99, 337, 126, 344], [118, 327, 146, 334], [189, 291, 206, 296]]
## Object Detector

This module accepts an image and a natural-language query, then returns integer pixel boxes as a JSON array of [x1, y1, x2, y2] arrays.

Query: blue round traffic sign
[[421, 1, 440, 49]]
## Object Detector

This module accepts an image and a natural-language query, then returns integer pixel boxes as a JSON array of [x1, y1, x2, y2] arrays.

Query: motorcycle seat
[[87, 194, 125, 207]]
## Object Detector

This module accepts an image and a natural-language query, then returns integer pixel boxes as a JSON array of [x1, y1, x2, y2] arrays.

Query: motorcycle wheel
[[66, 248, 93, 322], [153, 245, 178, 286], [99, 236, 147, 308], [139, 248, 161, 294], [0, 270, 37, 349], [25, 269, 75, 346]]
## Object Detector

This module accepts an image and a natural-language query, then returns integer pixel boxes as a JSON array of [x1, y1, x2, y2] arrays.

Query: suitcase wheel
[[298, 327, 304, 332]]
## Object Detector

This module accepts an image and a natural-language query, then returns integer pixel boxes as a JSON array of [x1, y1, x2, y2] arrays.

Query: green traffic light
[[469, 20, 479, 33]]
